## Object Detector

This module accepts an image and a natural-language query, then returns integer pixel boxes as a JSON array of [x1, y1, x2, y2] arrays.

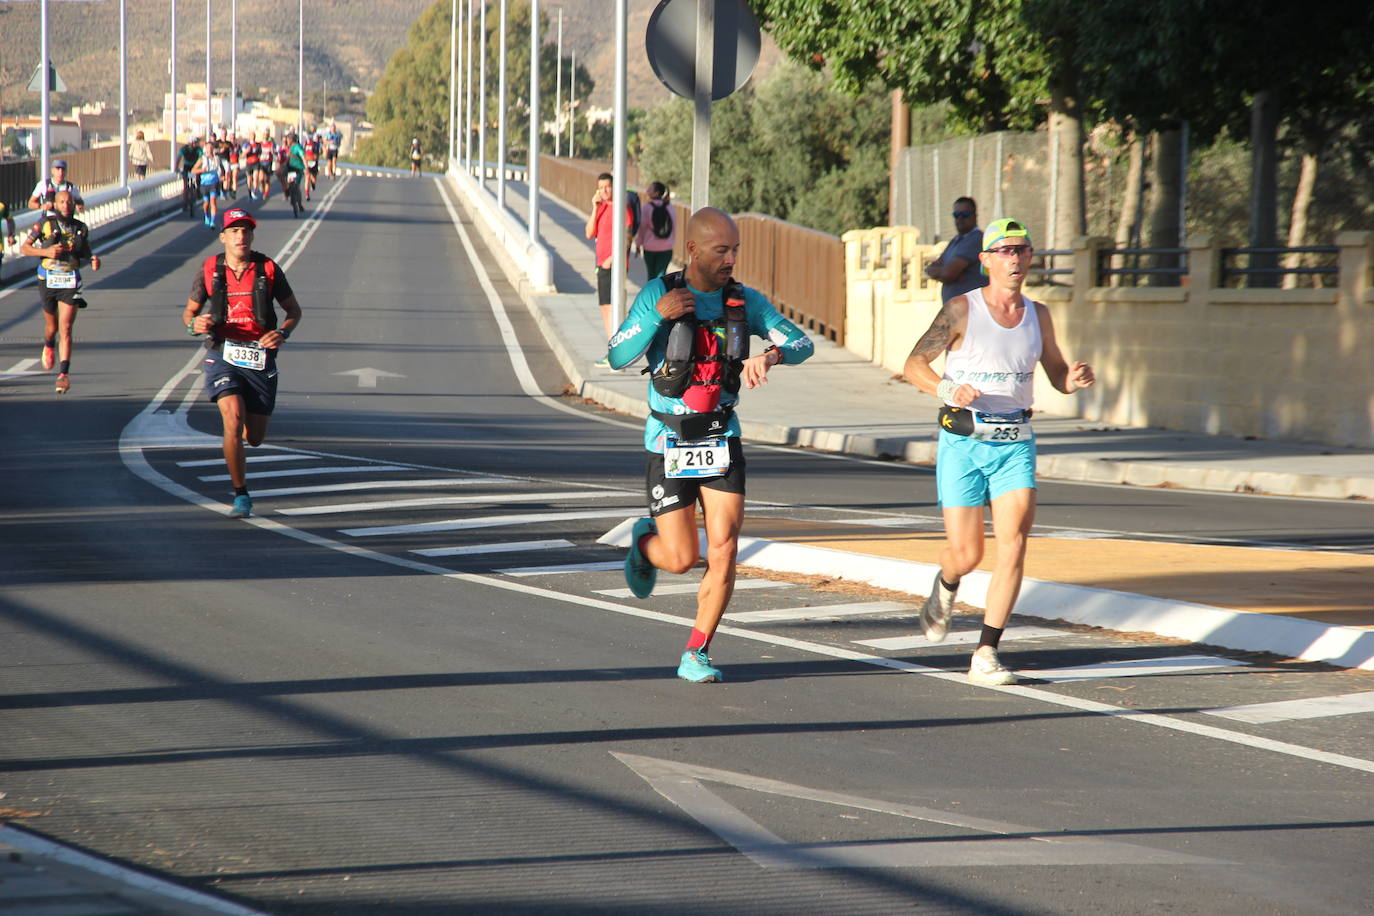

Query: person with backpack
[[19, 190, 101, 394], [182, 208, 303, 519], [635, 181, 676, 280], [606, 207, 815, 683]]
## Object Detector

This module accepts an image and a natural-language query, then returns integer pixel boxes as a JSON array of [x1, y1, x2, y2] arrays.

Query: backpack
[[626, 190, 641, 237], [649, 201, 673, 239]]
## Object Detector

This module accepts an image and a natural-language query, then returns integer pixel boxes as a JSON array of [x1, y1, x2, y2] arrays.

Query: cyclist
[[192, 135, 225, 228], [283, 132, 308, 216], [177, 138, 203, 216], [28, 159, 84, 215], [19, 190, 101, 394], [182, 207, 302, 519]]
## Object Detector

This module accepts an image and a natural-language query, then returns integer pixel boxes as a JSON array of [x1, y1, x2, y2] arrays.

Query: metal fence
[[1, 142, 173, 210], [893, 132, 1051, 245]]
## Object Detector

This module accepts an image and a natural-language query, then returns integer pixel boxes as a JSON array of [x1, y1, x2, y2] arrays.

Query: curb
[[598, 519, 1374, 671]]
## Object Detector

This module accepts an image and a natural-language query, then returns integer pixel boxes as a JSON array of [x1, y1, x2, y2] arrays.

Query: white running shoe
[[968, 646, 1017, 686], [920, 576, 957, 642]]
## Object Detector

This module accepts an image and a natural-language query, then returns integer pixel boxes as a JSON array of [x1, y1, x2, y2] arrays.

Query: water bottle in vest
[[652, 319, 696, 398]]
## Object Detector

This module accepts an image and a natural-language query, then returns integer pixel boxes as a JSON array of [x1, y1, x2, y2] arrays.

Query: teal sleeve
[[608, 279, 667, 367], [746, 288, 814, 365]]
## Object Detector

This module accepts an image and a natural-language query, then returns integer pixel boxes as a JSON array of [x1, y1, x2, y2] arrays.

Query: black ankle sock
[[44, 336, 56, 348], [940, 577, 959, 593], [58, 360, 70, 374], [978, 624, 1004, 649], [234, 486, 249, 497]]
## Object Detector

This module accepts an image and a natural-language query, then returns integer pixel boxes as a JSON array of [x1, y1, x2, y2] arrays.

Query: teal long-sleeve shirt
[[607, 275, 814, 452]]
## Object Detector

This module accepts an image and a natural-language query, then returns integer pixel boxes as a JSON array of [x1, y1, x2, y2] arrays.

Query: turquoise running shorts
[[936, 429, 1037, 508]]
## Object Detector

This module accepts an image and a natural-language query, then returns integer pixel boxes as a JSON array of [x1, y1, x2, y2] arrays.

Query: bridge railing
[[1, 141, 174, 210]]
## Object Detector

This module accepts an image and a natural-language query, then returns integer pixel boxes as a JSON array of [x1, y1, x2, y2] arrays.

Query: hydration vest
[[203, 253, 277, 334], [650, 270, 749, 413]]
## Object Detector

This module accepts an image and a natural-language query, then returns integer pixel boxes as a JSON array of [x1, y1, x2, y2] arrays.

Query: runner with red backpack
[[606, 207, 814, 683]]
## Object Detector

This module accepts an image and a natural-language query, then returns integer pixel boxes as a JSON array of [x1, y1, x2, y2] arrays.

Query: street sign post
[[645, 0, 760, 212]]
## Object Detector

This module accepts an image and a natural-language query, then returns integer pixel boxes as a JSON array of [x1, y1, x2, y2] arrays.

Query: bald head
[[53, 189, 75, 217], [684, 207, 741, 292], [686, 207, 736, 246]]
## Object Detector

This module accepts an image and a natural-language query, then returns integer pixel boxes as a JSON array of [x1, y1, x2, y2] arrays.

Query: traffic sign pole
[[691, 0, 713, 213]]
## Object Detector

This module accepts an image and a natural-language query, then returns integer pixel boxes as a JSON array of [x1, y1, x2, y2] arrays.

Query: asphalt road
[[1, 176, 1371, 915]]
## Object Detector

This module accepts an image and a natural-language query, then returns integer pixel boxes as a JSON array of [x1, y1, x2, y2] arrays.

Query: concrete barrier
[[445, 164, 553, 293]]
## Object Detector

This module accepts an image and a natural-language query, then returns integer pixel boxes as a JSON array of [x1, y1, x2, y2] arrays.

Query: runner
[[283, 133, 308, 217], [18, 190, 101, 394], [242, 135, 261, 200], [177, 138, 203, 216], [191, 138, 225, 228], [607, 207, 814, 683], [225, 135, 241, 200], [182, 207, 303, 519], [903, 217, 1095, 685], [325, 123, 341, 178], [304, 131, 320, 201], [259, 134, 277, 202], [28, 159, 84, 215], [0, 199, 16, 287]]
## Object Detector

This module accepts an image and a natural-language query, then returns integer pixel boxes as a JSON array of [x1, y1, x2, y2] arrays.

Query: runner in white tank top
[[902, 218, 1096, 686]]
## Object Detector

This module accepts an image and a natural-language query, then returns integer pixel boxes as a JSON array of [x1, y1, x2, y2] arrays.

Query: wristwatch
[[279, 328, 291, 340]]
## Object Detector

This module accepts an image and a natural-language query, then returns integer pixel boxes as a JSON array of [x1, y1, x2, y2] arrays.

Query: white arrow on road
[[334, 367, 406, 389], [614, 752, 1226, 869]]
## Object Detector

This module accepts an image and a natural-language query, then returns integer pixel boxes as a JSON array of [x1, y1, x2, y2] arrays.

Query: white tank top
[[942, 287, 1042, 413]]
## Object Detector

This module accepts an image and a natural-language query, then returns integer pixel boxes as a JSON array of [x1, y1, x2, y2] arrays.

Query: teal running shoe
[[624, 517, 658, 599], [228, 494, 253, 518], [678, 649, 722, 683]]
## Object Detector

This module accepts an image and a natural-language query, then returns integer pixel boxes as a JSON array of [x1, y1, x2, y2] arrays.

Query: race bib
[[45, 269, 77, 289], [971, 412, 1034, 443], [222, 341, 267, 371], [199, 172, 220, 185], [664, 435, 730, 479]]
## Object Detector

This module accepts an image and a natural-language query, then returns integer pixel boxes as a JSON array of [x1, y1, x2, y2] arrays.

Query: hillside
[[0, 0, 781, 121]]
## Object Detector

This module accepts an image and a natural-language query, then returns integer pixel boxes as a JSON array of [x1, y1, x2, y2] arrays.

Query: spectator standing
[[635, 181, 676, 280], [129, 131, 154, 179], [584, 172, 636, 361], [0, 199, 16, 286], [924, 196, 988, 302]]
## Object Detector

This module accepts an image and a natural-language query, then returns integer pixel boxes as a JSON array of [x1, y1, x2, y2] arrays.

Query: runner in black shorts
[[607, 207, 814, 684], [183, 207, 302, 519], [19, 190, 101, 394]]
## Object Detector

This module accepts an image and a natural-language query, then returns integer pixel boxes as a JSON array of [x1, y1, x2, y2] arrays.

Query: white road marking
[[411, 539, 576, 557], [496, 560, 626, 576], [197, 465, 408, 482], [856, 627, 1064, 650], [0, 358, 41, 379], [614, 753, 1226, 869], [1026, 655, 1248, 683], [1203, 691, 1374, 725], [340, 508, 638, 538], [251, 477, 512, 497], [177, 454, 316, 467], [726, 601, 912, 623], [334, 367, 405, 389], [595, 579, 798, 599], [276, 489, 626, 516]]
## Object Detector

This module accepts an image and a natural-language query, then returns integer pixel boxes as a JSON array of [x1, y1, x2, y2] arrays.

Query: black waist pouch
[[652, 409, 732, 440], [938, 406, 975, 437]]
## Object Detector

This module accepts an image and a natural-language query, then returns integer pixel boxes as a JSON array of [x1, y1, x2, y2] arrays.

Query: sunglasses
[[985, 244, 1033, 258], [952, 211, 973, 218]]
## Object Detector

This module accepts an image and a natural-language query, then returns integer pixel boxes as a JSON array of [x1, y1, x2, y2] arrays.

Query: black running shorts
[[644, 438, 745, 517]]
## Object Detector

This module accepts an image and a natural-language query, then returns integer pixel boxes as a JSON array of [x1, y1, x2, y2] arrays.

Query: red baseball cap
[[221, 208, 256, 229]]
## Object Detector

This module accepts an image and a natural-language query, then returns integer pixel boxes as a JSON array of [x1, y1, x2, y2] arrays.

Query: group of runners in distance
[[177, 124, 343, 223]]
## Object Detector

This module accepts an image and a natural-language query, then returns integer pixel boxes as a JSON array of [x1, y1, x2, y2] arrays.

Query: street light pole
[[554, 7, 562, 157], [297, 0, 304, 135], [568, 49, 575, 158], [478, 0, 487, 187], [119, 0, 128, 186], [205, 0, 212, 140], [40, 0, 50, 177], [170, 0, 178, 150], [611, 0, 627, 329], [497, 0, 507, 209], [449, 0, 457, 165], [528, 0, 540, 243], [230, 0, 237, 135]]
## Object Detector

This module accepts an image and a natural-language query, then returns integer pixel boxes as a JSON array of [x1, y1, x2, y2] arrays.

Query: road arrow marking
[[1, 358, 42, 380], [613, 752, 1227, 870], [334, 367, 405, 389]]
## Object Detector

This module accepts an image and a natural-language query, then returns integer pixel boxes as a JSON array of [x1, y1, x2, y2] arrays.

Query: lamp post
[[119, 0, 128, 185], [448, 0, 457, 165], [478, 0, 487, 187], [554, 7, 562, 157], [297, 0, 304, 135], [497, 0, 508, 209], [170, 0, 178, 150], [528, 0, 540, 243], [40, 0, 50, 177], [205, 0, 212, 140]]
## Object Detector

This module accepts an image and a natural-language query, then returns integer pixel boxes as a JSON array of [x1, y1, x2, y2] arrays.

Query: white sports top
[[941, 287, 1042, 413]]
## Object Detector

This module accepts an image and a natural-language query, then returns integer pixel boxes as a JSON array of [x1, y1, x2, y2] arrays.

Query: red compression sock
[[686, 628, 710, 651]]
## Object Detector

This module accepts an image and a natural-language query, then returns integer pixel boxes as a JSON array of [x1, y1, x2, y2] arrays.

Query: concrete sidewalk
[[457, 176, 1374, 670]]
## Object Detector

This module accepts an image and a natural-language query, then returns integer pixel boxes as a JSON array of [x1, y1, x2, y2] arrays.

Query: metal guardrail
[[1027, 249, 1073, 286], [1, 142, 174, 210], [1221, 245, 1338, 286], [1096, 247, 1188, 286]]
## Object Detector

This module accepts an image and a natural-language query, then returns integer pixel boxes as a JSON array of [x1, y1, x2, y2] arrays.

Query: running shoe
[[54, 372, 70, 394], [968, 646, 1017, 686], [228, 494, 253, 519], [41, 344, 55, 370], [624, 517, 658, 599], [919, 576, 957, 642], [677, 648, 722, 683]]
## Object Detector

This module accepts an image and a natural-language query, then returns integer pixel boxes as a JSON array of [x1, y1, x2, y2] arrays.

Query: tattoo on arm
[[912, 304, 957, 360]]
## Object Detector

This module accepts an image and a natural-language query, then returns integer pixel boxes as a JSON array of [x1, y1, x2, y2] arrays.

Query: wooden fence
[[1, 141, 172, 210]]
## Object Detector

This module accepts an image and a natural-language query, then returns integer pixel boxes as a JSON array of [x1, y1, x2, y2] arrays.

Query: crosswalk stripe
[[177, 455, 316, 467], [856, 627, 1063, 650], [410, 539, 576, 557], [726, 601, 912, 623], [1024, 655, 1246, 683], [276, 490, 625, 517], [1202, 691, 1374, 724], [250, 477, 510, 497], [497, 561, 626, 576], [340, 508, 637, 537], [198, 465, 408, 482], [594, 579, 797, 599]]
